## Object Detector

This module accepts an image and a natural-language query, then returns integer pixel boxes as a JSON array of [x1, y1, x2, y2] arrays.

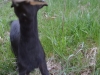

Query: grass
[[0, 0, 100, 75]]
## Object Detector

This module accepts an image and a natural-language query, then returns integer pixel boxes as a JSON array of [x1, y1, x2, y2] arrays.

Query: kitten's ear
[[11, 1, 20, 8], [11, 1, 15, 8], [11, 3, 14, 8], [38, 3, 48, 9]]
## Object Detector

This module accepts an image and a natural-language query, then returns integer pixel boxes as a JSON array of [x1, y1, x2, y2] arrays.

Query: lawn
[[0, 0, 100, 75]]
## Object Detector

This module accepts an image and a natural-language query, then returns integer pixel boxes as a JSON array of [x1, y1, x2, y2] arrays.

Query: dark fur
[[10, 2, 49, 75]]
